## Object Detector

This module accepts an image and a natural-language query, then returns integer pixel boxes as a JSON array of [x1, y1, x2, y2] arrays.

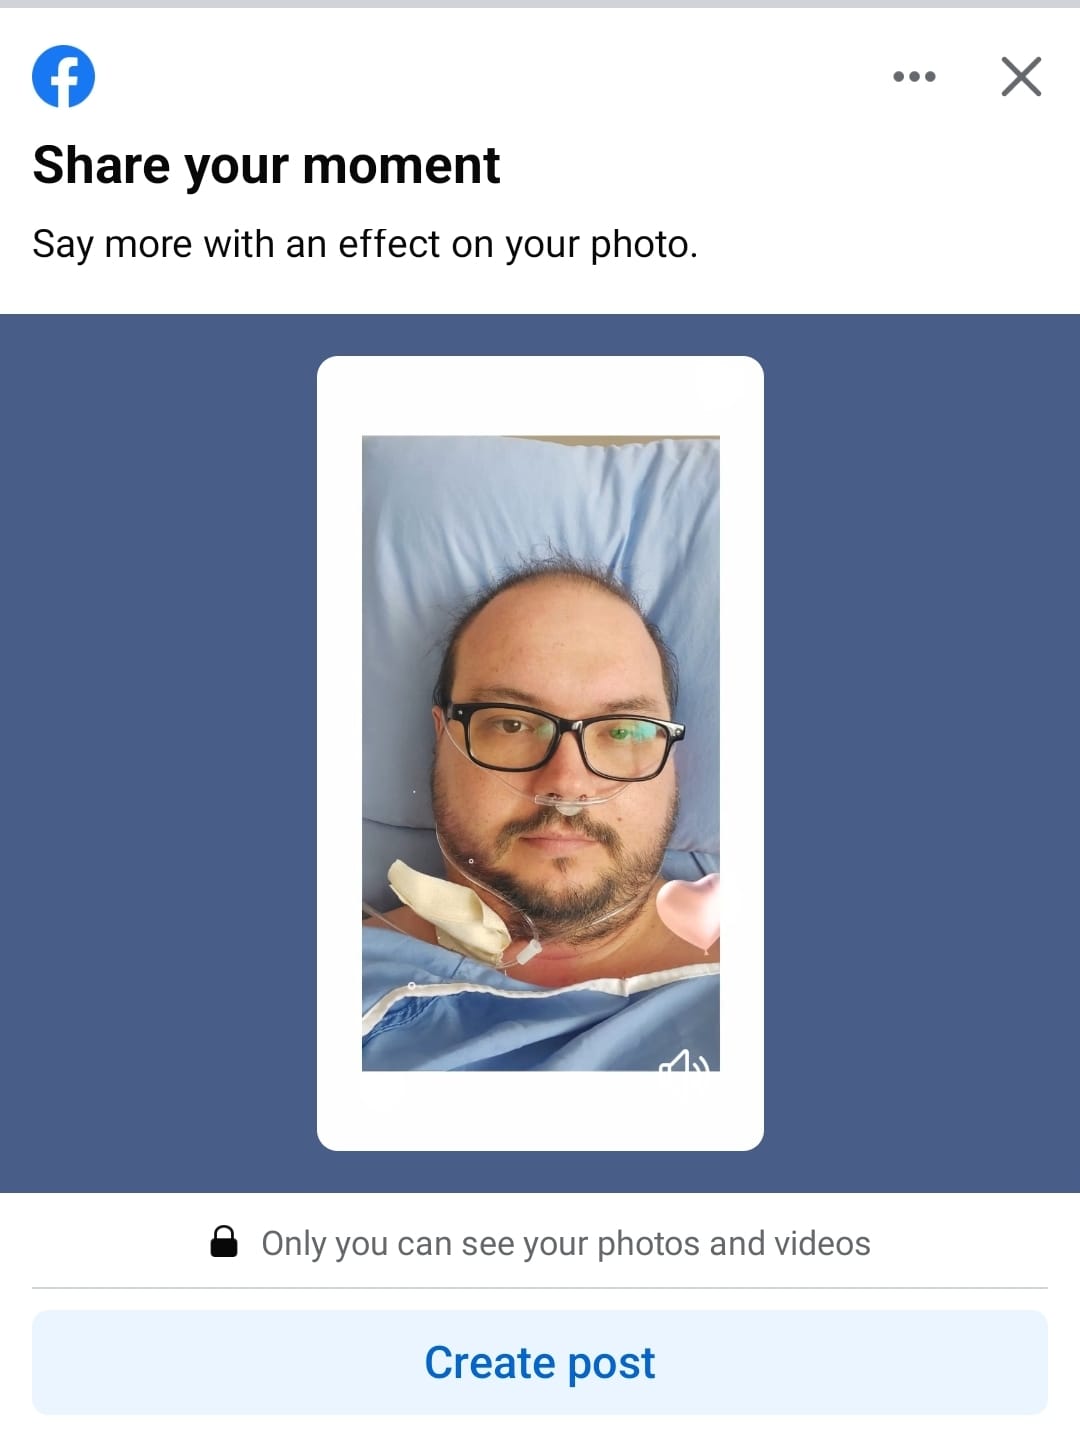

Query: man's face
[[431, 577, 678, 941]]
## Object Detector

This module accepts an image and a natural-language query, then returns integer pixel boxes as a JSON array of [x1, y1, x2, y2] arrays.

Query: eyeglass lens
[[467, 706, 669, 779]]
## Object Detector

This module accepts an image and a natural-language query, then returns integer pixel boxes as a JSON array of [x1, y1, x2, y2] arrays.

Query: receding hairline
[[466, 569, 641, 617], [432, 563, 679, 717]]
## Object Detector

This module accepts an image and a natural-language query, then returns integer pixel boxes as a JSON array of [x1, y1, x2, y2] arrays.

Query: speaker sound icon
[[658, 1048, 711, 1073]]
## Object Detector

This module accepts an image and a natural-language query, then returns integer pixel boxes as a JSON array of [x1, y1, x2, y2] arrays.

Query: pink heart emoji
[[656, 874, 721, 951]]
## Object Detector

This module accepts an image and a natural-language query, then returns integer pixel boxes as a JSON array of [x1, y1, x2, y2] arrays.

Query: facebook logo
[[33, 46, 96, 109]]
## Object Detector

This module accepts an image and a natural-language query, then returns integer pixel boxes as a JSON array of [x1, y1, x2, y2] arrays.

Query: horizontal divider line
[[32, 1285, 1050, 1292]]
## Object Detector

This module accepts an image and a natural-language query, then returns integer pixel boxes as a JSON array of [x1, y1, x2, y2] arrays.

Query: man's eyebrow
[[465, 686, 666, 715], [465, 685, 543, 705], [593, 696, 666, 716]]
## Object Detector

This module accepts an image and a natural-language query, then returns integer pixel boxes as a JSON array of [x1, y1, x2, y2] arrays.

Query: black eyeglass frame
[[444, 701, 685, 781]]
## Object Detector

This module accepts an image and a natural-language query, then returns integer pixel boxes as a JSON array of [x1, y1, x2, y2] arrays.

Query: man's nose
[[527, 729, 596, 795]]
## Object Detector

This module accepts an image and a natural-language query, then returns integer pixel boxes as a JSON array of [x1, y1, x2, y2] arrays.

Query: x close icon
[[1002, 56, 1042, 97]]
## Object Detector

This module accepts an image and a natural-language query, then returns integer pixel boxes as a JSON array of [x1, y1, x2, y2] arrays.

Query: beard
[[431, 763, 678, 944]]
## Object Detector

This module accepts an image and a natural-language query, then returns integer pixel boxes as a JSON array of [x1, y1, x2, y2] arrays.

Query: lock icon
[[210, 1224, 238, 1258]]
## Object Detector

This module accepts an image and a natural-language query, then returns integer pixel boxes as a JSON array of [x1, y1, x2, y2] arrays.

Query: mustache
[[493, 806, 621, 856]]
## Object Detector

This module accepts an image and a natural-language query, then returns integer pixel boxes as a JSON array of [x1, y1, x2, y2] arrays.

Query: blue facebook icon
[[33, 46, 96, 108]]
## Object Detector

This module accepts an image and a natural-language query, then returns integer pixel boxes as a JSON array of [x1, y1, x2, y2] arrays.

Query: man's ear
[[431, 706, 445, 738]]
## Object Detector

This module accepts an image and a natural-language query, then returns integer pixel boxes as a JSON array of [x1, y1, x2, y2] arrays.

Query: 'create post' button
[[423, 1343, 657, 1389], [34, 1310, 1046, 1415]]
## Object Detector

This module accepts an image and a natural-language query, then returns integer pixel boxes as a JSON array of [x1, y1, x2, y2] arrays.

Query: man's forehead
[[453, 578, 668, 710]]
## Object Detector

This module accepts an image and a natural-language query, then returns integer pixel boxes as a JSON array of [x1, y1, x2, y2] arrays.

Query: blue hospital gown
[[362, 927, 720, 1071]]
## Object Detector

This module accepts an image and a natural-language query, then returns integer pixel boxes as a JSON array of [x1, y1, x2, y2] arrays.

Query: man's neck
[[482, 878, 714, 988], [368, 869, 717, 986]]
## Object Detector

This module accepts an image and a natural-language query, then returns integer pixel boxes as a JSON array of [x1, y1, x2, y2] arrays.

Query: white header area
[[2, 9, 1077, 314]]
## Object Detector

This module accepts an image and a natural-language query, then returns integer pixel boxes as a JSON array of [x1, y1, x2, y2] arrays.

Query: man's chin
[[501, 851, 613, 902], [507, 843, 607, 880], [483, 863, 644, 939]]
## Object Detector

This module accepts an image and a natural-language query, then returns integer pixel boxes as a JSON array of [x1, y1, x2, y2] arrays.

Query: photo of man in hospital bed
[[360, 437, 720, 1072]]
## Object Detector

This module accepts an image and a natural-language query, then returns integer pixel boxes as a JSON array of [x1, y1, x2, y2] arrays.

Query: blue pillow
[[362, 437, 719, 907]]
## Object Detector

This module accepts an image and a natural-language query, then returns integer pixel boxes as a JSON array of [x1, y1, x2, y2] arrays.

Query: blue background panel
[[0, 316, 1076, 1192]]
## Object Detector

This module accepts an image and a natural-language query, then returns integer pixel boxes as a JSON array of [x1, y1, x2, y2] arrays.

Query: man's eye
[[488, 717, 548, 736], [480, 713, 555, 739], [608, 721, 657, 742]]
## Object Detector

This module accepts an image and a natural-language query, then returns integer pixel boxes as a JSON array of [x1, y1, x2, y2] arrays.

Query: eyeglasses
[[445, 702, 685, 782]]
